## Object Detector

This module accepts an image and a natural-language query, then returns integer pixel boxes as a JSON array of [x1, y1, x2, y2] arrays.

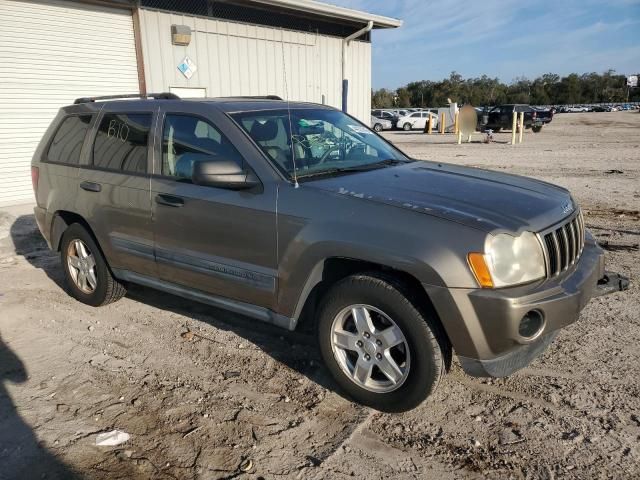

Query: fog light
[[519, 310, 544, 338]]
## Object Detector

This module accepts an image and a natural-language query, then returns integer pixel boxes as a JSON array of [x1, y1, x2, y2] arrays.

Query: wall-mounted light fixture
[[171, 25, 191, 46]]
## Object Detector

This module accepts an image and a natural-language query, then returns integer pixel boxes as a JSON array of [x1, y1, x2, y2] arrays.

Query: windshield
[[231, 108, 410, 180]]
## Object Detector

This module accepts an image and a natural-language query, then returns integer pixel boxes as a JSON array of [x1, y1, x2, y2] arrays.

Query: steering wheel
[[317, 145, 342, 164]]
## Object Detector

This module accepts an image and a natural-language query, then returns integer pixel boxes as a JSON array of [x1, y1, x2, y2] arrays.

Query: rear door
[[150, 104, 278, 309], [76, 103, 157, 277]]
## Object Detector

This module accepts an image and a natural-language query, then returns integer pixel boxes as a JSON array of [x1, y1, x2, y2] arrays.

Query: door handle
[[155, 194, 184, 208], [80, 181, 101, 192]]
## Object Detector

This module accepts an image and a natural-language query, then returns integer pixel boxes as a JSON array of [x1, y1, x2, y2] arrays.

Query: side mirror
[[191, 158, 260, 190]]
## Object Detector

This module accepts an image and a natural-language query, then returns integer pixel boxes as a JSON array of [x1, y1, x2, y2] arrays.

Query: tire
[[373, 123, 383, 132], [402, 122, 412, 131], [532, 125, 543, 133], [60, 223, 126, 307], [493, 126, 501, 132], [317, 273, 448, 412]]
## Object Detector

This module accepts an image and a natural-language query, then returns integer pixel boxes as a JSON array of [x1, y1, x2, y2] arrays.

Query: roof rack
[[73, 92, 180, 104], [226, 95, 284, 101]]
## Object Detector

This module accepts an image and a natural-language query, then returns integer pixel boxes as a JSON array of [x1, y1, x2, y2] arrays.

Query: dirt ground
[[1, 111, 639, 480]]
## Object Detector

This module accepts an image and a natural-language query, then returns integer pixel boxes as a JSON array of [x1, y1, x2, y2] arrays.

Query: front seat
[[249, 120, 292, 170]]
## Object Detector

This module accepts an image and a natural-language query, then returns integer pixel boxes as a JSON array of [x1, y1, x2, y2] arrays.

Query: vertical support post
[[132, 8, 147, 96], [454, 111, 459, 134], [457, 129, 462, 144], [518, 112, 525, 143], [511, 111, 517, 145], [341, 80, 348, 113], [424, 116, 432, 134], [440, 112, 446, 134]]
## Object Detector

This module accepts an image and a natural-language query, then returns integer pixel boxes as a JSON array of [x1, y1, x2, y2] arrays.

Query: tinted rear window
[[92, 113, 152, 173], [47, 115, 92, 165]]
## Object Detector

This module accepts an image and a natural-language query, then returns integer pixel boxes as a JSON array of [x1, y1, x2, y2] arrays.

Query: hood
[[306, 161, 575, 233]]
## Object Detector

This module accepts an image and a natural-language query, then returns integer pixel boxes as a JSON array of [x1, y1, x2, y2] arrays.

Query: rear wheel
[[60, 223, 126, 306], [317, 273, 448, 412], [532, 125, 543, 133], [402, 123, 412, 131]]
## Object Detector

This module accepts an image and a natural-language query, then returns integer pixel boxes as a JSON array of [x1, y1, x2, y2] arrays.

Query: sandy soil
[[0, 111, 638, 479]]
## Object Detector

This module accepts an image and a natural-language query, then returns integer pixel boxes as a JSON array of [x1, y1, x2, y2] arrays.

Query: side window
[[47, 115, 92, 165], [93, 113, 151, 173], [411, 113, 420, 118], [162, 114, 244, 181]]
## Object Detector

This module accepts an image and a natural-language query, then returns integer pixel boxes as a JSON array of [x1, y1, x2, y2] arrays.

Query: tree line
[[372, 70, 639, 108]]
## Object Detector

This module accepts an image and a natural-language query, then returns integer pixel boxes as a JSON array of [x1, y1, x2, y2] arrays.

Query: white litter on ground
[[95, 430, 130, 446]]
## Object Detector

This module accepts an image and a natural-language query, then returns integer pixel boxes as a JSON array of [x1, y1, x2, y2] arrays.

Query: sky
[[328, 0, 640, 89]]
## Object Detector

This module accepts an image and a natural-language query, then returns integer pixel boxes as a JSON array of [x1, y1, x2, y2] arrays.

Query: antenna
[[281, 33, 299, 188]]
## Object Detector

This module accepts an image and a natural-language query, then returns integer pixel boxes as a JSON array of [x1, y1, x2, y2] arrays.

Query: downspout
[[342, 20, 373, 113]]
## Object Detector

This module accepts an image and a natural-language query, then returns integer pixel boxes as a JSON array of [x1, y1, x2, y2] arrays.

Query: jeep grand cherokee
[[31, 93, 626, 411]]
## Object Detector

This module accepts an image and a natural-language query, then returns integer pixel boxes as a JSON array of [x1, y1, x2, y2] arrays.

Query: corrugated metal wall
[[0, 0, 140, 205], [138, 9, 371, 122]]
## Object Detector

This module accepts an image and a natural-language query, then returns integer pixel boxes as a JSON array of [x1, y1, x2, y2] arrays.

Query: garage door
[[0, 0, 140, 205]]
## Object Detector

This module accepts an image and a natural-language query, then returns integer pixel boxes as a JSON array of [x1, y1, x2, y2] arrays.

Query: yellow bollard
[[457, 130, 462, 144], [428, 116, 433, 134], [518, 112, 524, 143], [440, 112, 446, 134], [454, 111, 459, 134], [511, 111, 517, 145]]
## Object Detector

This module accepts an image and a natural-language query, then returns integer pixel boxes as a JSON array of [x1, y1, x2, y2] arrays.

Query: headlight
[[468, 232, 545, 288]]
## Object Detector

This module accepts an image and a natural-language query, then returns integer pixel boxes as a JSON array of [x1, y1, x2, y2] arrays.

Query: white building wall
[[138, 9, 371, 122]]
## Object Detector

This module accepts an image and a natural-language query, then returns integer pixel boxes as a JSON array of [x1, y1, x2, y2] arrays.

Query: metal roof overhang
[[70, 0, 401, 30], [243, 0, 402, 29]]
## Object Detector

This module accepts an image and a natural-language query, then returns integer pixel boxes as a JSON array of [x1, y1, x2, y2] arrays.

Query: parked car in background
[[371, 116, 393, 132], [371, 109, 399, 128], [32, 93, 625, 412], [481, 104, 545, 133], [566, 106, 589, 113], [397, 111, 439, 131]]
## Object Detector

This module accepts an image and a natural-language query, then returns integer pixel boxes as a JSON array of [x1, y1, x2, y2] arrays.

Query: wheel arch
[[51, 211, 97, 252], [293, 257, 451, 348]]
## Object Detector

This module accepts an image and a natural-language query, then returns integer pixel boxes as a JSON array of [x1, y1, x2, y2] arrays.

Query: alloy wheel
[[330, 304, 411, 393], [67, 239, 97, 293]]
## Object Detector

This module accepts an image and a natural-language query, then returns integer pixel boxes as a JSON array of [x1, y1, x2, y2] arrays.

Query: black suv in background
[[479, 104, 546, 132], [31, 94, 623, 411]]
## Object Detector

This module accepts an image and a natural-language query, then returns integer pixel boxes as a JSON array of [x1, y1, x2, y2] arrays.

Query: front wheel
[[532, 125, 543, 133], [402, 122, 412, 131], [317, 273, 448, 412], [373, 123, 383, 132]]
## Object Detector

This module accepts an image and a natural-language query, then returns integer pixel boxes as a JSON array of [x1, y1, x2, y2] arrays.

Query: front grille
[[540, 211, 585, 277]]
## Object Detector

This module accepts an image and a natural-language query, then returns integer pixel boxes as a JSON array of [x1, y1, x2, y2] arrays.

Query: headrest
[[250, 119, 279, 142]]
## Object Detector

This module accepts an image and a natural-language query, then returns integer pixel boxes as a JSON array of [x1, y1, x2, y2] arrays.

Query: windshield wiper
[[297, 158, 410, 180]]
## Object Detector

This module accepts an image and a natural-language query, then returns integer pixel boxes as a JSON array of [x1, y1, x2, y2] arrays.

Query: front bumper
[[424, 234, 625, 377]]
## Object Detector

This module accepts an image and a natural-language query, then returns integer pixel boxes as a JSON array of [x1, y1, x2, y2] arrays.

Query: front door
[[150, 107, 278, 309]]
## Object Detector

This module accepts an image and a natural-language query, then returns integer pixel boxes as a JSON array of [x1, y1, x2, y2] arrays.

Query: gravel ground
[[0, 111, 638, 479]]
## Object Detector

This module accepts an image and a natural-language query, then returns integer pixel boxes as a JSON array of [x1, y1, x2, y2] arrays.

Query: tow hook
[[595, 271, 630, 297]]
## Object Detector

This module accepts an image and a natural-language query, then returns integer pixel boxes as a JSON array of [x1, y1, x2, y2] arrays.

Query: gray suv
[[31, 94, 625, 412]]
